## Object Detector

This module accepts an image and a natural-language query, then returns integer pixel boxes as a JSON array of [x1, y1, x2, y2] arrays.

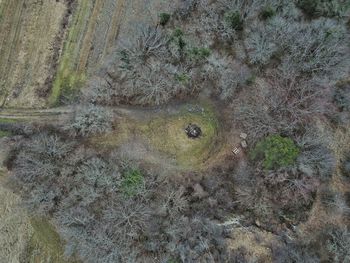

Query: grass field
[[142, 105, 219, 168], [92, 103, 221, 169], [0, 130, 11, 138], [49, 0, 126, 106]]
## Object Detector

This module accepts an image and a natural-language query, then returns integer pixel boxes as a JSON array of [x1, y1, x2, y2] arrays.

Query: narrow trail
[[0, 101, 200, 123], [0, 106, 73, 123]]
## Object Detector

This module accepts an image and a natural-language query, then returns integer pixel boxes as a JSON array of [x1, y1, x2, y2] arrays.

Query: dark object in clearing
[[185, 123, 202, 138]]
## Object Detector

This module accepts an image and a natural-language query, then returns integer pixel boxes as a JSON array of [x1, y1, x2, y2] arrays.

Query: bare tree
[[120, 25, 168, 63], [233, 71, 329, 141], [327, 227, 350, 263], [245, 16, 350, 81], [296, 127, 336, 179], [70, 104, 113, 136]]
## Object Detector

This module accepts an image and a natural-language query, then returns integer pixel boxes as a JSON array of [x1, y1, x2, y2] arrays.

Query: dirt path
[[0, 106, 73, 123], [0, 102, 189, 123]]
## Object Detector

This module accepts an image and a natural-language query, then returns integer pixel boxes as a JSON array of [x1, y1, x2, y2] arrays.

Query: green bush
[[251, 135, 300, 170], [173, 28, 184, 38], [121, 168, 144, 197], [0, 130, 11, 138], [245, 75, 256, 86], [260, 6, 276, 19], [167, 258, 181, 263], [159, 13, 171, 26], [175, 73, 190, 84], [119, 49, 132, 70], [171, 28, 187, 51], [224, 11, 243, 30], [187, 47, 211, 61], [297, 0, 318, 16]]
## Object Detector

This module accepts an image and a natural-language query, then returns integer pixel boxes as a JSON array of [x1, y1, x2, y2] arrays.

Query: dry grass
[[0, 179, 75, 263], [296, 122, 350, 259], [228, 227, 275, 262], [331, 124, 350, 174], [49, 0, 92, 105], [76, 0, 105, 74], [0, 183, 33, 263], [50, 0, 127, 106], [0, 0, 66, 108], [0, 139, 31, 263]]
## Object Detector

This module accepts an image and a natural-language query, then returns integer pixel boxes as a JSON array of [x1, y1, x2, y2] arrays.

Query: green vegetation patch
[[49, 0, 91, 105], [224, 10, 244, 30], [167, 258, 181, 263], [0, 130, 11, 138], [175, 73, 191, 84], [297, 0, 319, 16], [342, 152, 350, 177], [50, 72, 86, 106], [260, 6, 276, 20], [159, 12, 171, 26], [251, 135, 300, 170], [333, 81, 350, 111], [170, 28, 187, 51], [0, 118, 17, 124], [169, 28, 211, 62], [121, 168, 144, 197], [27, 218, 77, 263], [187, 47, 211, 61]]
